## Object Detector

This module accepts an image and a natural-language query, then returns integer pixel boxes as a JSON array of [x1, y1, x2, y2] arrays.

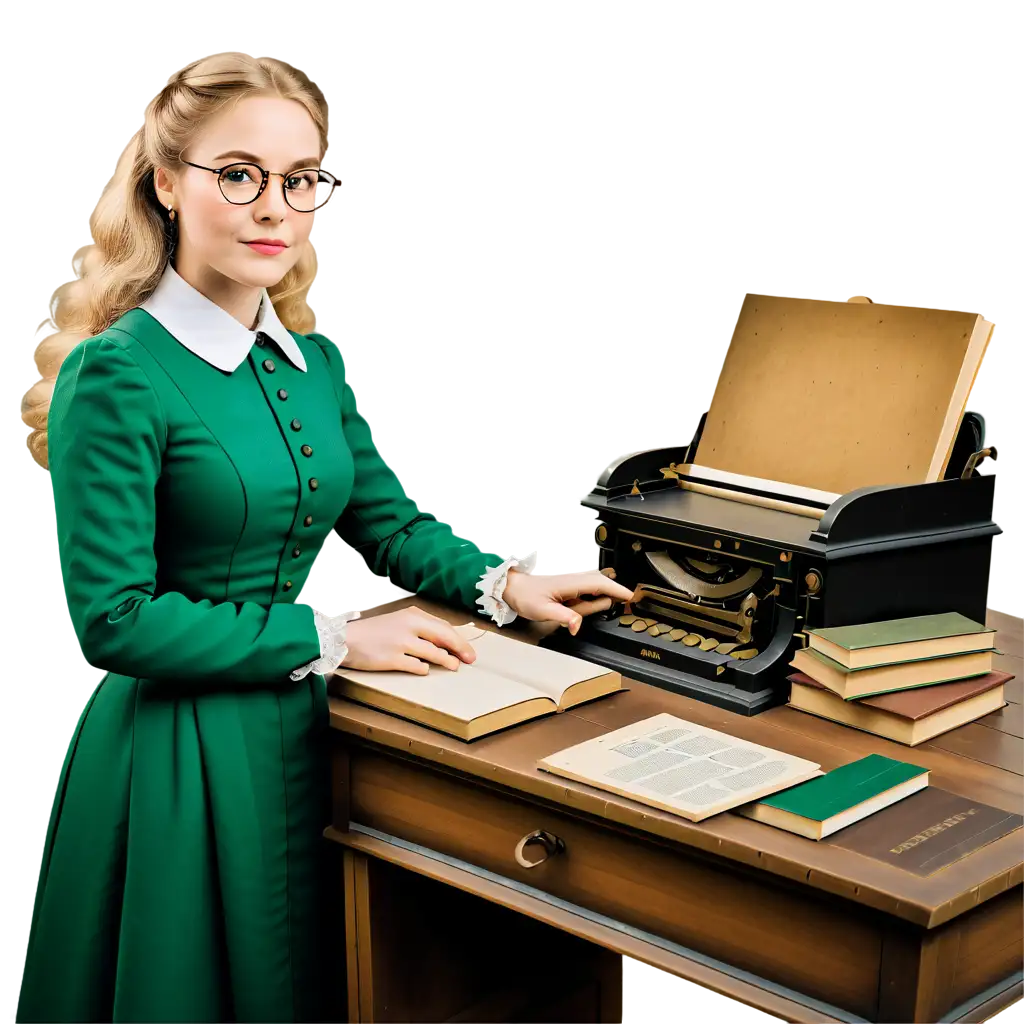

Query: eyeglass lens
[[218, 163, 335, 211]]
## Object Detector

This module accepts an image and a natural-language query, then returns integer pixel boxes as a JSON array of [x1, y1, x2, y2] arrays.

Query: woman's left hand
[[501, 568, 635, 635]]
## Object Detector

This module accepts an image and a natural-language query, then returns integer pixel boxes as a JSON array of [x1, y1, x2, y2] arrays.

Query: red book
[[787, 670, 1011, 745]]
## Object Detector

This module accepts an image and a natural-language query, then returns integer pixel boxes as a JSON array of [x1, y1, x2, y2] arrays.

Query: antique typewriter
[[541, 294, 1001, 716]]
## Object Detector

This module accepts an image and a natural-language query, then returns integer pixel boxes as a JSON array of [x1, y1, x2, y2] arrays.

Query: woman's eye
[[286, 172, 317, 191], [225, 170, 251, 183]]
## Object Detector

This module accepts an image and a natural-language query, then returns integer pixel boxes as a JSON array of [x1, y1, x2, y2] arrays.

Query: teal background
[[0, 323, 724, 1019]]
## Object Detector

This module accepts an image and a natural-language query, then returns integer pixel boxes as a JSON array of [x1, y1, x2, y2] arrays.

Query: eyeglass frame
[[179, 157, 341, 212]]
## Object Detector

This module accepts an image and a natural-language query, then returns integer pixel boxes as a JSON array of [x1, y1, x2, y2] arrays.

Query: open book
[[538, 713, 822, 822], [331, 621, 623, 740]]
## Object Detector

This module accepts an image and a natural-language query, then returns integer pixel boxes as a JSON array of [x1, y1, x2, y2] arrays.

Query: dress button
[[255, 334, 265, 346], [301, 444, 313, 457], [262, 358, 276, 373], [282, 580, 293, 591], [292, 545, 301, 558], [308, 477, 319, 491], [290, 418, 302, 431], [303, 515, 313, 527], [277, 388, 288, 400]]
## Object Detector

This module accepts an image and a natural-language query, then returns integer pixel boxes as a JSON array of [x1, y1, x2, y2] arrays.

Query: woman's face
[[155, 95, 323, 292]]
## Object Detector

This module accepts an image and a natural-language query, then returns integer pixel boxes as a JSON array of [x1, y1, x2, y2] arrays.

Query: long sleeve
[[475, 550, 538, 625], [48, 336, 322, 683], [309, 332, 512, 614]]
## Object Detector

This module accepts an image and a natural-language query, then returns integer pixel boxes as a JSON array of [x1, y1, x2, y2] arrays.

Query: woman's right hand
[[340, 607, 478, 674]]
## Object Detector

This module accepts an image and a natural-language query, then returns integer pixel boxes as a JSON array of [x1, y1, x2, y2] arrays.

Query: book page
[[538, 713, 822, 821], [336, 661, 553, 725], [461, 627, 615, 703]]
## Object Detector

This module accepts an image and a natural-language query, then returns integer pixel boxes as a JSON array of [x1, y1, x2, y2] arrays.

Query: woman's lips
[[245, 242, 287, 256]]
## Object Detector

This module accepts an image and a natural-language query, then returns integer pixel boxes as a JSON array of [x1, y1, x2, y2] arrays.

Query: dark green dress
[[17, 307, 507, 1022]]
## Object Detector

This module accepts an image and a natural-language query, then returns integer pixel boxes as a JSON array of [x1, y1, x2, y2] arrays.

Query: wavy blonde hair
[[21, 52, 329, 469]]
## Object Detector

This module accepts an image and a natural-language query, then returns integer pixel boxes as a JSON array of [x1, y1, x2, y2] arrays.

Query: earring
[[165, 203, 179, 260]]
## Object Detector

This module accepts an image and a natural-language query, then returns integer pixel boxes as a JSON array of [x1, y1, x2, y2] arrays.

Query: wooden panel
[[326, 826, 851, 1023], [328, 682, 1022, 924], [346, 744, 885, 1019], [343, 849, 361, 1022], [877, 891, 1024, 1022], [341, 849, 622, 1023], [995, 631, 1023, 655], [996, 656, 1023, 704], [878, 919, 960, 1022], [949, 887, 1024, 1009], [923, 721, 1024, 774], [976, 701, 1024, 739], [988, 610, 1023, 640]]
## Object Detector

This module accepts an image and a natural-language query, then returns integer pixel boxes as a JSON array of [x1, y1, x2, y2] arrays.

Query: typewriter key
[[716, 642, 739, 654], [668, 628, 688, 642], [619, 615, 637, 626], [729, 647, 759, 660], [682, 634, 703, 646], [631, 619, 650, 632], [647, 623, 673, 636], [699, 637, 720, 651]]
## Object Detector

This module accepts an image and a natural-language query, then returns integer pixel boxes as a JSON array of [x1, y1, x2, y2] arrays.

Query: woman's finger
[[558, 573, 634, 602], [408, 637, 462, 670], [564, 595, 613, 616], [399, 654, 431, 675], [414, 619, 476, 662]]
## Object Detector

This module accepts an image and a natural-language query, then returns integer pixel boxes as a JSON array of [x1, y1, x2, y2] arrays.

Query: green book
[[735, 754, 929, 839], [804, 612, 996, 670]]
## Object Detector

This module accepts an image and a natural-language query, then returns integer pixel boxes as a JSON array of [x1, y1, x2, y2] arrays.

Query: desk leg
[[341, 848, 622, 1023], [346, 847, 374, 1024]]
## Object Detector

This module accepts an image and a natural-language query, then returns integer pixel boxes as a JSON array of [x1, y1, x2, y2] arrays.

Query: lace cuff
[[289, 608, 362, 681], [474, 550, 537, 627]]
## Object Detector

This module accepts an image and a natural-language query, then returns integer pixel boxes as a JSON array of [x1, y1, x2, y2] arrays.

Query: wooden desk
[[324, 602, 1023, 1023]]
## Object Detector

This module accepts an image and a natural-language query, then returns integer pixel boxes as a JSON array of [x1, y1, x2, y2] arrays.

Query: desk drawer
[[342, 742, 884, 1019]]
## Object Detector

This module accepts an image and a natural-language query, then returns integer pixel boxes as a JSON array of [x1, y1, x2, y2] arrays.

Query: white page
[[539, 713, 822, 819], [336, 660, 551, 724], [465, 628, 614, 702]]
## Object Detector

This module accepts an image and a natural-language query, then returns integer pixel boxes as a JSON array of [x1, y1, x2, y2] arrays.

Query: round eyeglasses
[[180, 158, 341, 212]]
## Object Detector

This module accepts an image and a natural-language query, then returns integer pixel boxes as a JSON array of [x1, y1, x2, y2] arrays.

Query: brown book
[[826, 786, 1022, 876], [331, 621, 623, 741], [787, 670, 1010, 746]]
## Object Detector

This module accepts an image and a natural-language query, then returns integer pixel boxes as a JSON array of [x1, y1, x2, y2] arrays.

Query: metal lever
[[514, 829, 565, 868], [961, 446, 997, 479]]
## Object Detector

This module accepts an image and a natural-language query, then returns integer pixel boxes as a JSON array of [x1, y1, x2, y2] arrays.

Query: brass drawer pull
[[514, 829, 566, 868]]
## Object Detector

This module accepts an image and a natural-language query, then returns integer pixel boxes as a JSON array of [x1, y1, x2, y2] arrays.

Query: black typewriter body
[[540, 411, 1000, 716]]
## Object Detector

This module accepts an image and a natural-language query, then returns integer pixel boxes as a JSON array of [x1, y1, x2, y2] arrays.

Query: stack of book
[[787, 612, 1011, 745]]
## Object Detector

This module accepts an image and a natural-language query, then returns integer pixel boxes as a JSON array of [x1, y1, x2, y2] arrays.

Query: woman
[[16, 52, 632, 1023]]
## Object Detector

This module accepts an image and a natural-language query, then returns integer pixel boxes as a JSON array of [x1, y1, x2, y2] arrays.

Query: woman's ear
[[153, 166, 176, 210]]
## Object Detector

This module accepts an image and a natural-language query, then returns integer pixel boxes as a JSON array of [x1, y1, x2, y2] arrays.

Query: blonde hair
[[21, 52, 329, 469]]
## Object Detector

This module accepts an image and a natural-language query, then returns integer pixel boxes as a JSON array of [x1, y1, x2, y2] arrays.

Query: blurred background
[[2, 2, 1019, 1020]]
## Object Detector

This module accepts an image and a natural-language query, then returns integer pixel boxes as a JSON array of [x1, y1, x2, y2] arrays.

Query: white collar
[[139, 262, 307, 373]]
